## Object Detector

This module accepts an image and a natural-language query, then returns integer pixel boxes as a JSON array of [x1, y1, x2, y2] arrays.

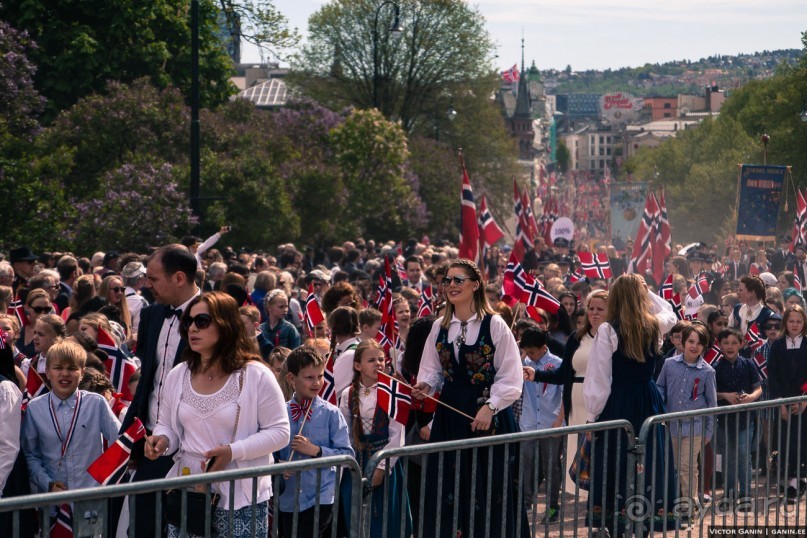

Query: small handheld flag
[[86, 418, 146, 486], [377, 372, 412, 426]]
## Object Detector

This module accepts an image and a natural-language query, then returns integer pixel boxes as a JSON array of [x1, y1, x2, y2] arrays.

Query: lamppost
[[800, 101, 807, 124], [190, 0, 201, 222], [372, 1, 403, 112]]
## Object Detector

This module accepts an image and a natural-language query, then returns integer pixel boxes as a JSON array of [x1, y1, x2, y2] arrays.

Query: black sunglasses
[[764, 324, 781, 331], [182, 313, 213, 331], [443, 275, 475, 286], [31, 306, 52, 314], [110, 287, 124, 293]]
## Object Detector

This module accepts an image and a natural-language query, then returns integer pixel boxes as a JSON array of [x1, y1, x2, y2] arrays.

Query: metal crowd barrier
[[638, 394, 807, 537], [363, 420, 637, 538], [0, 455, 363, 538]]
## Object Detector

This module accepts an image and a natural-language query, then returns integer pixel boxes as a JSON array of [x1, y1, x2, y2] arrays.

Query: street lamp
[[372, 1, 403, 111], [447, 106, 457, 122], [190, 0, 201, 224], [800, 101, 807, 123]]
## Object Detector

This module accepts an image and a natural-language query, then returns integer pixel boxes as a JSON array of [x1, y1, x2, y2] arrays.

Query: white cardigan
[[153, 361, 290, 509]]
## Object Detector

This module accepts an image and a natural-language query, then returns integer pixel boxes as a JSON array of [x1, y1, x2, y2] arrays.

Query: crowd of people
[[0, 228, 806, 537]]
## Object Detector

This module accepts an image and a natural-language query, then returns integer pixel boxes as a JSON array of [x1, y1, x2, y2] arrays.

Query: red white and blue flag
[[87, 418, 145, 485], [501, 251, 529, 306], [791, 189, 807, 252], [98, 327, 137, 404], [792, 264, 802, 291], [416, 285, 434, 318], [50, 504, 73, 538], [658, 274, 674, 301], [513, 179, 534, 260], [753, 350, 768, 380], [744, 322, 766, 352], [377, 372, 412, 426], [688, 273, 710, 300], [629, 193, 658, 275], [577, 252, 612, 280], [704, 345, 723, 366], [23, 366, 49, 406], [319, 353, 337, 406], [7, 294, 27, 328], [669, 293, 684, 321], [458, 161, 479, 262], [521, 278, 561, 315], [478, 194, 504, 247], [501, 63, 519, 84], [304, 283, 325, 336]]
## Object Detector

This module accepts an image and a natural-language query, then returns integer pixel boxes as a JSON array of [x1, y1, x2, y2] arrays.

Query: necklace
[[456, 321, 468, 346]]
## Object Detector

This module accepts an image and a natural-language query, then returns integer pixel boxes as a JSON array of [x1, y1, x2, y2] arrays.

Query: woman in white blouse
[[412, 259, 524, 538], [144, 292, 290, 538]]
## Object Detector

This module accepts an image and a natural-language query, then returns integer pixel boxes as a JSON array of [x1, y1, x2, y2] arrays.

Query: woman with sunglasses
[[17, 289, 53, 359], [144, 291, 289, 538], [20, 313, 65, 382], [99, 275, 133, 343], [412, 259, 525, 538]]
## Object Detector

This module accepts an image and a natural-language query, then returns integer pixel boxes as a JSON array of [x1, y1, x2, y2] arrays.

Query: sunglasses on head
[[443, 275, 475, 286], [182, 313, 213, 331], [31, 306, 52, 314]]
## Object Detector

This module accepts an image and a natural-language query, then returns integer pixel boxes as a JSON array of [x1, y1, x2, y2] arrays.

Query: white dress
[[566, 334, 593, 494]]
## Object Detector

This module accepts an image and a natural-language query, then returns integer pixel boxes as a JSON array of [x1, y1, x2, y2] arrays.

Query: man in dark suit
[[793, 243, 807, 285], [725, 247, 748, 281], [54, 255, 79, 312], [120, 244, 199, 537], [769, 236, 792, 275]]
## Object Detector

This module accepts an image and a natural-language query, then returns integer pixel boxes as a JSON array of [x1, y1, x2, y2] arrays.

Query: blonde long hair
[[99, 275, 131, 336], [606, 274, 660, 363]]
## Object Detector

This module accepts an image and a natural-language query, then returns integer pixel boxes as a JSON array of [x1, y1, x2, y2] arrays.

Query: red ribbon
[[692, 378, 701, 401], [290, 399, 313, 421]]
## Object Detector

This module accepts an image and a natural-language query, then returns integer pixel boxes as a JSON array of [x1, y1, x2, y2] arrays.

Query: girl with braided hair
[[338, 339, 411, 538]]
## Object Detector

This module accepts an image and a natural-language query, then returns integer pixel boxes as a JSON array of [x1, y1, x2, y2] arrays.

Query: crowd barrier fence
[[2, 397, 806, 537]]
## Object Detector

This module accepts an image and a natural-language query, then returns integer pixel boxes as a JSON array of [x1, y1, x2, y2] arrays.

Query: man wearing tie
[[726, 247, 748, 281], [769, 236, 792, 275], [120, 244, 200, 537], [792, 244, 807, 285]]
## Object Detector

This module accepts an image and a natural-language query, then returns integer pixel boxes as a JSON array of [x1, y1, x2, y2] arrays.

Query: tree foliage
[[293, 0, 494, 132], [0, 0, 236, 117]]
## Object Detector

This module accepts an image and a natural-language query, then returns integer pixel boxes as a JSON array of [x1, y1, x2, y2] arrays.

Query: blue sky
[[249, 0, 807, 70]]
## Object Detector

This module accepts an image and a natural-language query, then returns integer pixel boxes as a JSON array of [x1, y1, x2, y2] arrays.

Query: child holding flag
[[275, 346, 353, 537], [339, 339, 412, 538]]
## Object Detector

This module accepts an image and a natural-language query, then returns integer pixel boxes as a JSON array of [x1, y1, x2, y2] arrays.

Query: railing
[[3, 396, 806, 537]]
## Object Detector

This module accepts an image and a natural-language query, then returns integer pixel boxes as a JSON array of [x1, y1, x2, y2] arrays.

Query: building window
[[663, 103, 671, 109], [664, 112, 672, 118], [599, 136, 604, 144]]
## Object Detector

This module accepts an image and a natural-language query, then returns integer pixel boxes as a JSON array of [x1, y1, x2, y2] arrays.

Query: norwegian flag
[[522, 186, 540, 243], [395, 257, 409, 288], [501, 251, 529, 306], [478, 195, 504, 247], [304, 283, 325, 335], [97, 327, 137, 404], [577, 252, 613, 280], [319, 353, 337, 405], [416, 285, 434, 318], [688, 273, 710, 300], [539, 195, 557, 248], [668, 293, 684, 321], [791, 189, 807, 252], [376, 259, 401, 362], [744, 322, 766, 352], [521, 276, 561, 315], [500, 63, 519, 84], [753, 350, 768, 380], [374, 258, 394, 309], [566, 268, 584, 285], [7, 294, 27, 328], [377, 372, 412, 426], [50, 504, 73, 538], [459, 160, 480, 262], [87, 418, 145, 485], [629, 192, 658, 276], [23, 366, 49, 406], [513, 179, 534, 260], [658, 274, 675, 301], [792, 264, 802, 291], [703, 345, 723, 366], [651, 192, 672, 285]]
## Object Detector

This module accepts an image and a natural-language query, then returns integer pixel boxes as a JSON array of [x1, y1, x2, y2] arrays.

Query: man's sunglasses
[[182, 313, 213, 331]]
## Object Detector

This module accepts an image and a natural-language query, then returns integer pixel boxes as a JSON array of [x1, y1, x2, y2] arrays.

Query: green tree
[[330, 108, 426, 239], [293, 0, 494, 132], [556, 140, 570, 173], [1, 0, 235, 117]]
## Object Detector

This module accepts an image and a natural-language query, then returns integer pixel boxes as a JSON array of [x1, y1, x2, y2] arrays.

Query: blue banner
[[610, 181, 647, 251], [736, 164, 786, 241]]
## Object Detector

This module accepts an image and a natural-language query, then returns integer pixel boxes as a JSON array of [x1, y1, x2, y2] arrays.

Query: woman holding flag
[[412, 259, 525, 538]]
